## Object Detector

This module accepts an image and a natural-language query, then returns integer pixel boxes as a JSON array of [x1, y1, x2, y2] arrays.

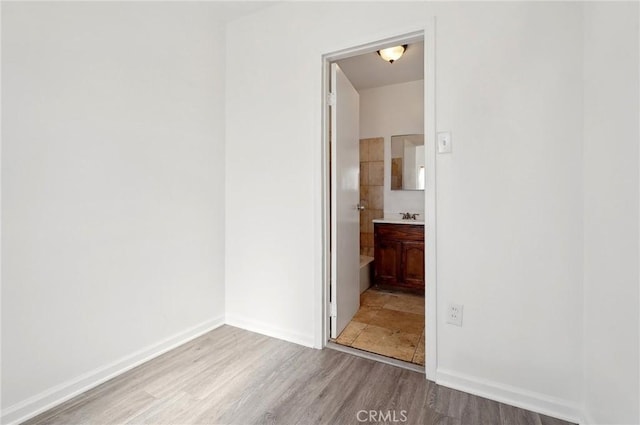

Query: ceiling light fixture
[[377, 45, 407, 64]]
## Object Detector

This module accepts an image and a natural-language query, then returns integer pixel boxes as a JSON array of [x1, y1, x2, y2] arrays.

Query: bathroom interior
[[332, 42, 426, 367]]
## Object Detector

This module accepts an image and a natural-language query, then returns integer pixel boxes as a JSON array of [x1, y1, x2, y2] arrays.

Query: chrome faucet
[[400, 212, 420, 220]]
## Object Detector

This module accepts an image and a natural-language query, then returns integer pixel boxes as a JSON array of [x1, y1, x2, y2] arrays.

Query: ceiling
[[214, 2, 278, 23], [336, 41, 424, 91]]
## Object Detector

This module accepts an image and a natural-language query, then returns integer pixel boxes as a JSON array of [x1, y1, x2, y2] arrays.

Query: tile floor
[[335, 287, 425, 365]]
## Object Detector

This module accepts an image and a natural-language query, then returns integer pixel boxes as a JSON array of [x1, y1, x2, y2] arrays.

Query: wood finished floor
[[24, 325, 575, 425]]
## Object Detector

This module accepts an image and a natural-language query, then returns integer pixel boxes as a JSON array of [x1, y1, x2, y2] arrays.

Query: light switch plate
[[437, 132, 452, 154]]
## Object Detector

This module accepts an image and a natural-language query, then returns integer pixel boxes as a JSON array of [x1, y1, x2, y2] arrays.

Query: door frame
[[318, 21, 438, 380]]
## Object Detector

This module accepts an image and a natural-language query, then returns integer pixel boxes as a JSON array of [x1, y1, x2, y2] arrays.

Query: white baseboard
[[1, 315, 225, 425], [436, 368, 586, 425], [225, 314, 315, 348]]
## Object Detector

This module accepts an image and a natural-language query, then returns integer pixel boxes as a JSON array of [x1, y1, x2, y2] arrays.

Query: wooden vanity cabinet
[[373, 223, 425, 294]]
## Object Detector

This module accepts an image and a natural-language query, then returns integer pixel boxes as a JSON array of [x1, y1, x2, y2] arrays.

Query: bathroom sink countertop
[[372, 218, 425, 225]]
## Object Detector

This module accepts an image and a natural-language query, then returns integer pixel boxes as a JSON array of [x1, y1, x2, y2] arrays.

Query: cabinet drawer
[[374, 223, 424, 242]]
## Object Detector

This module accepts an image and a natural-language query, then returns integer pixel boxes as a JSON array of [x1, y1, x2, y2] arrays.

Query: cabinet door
[[374, 239, 401, 285], [401, 241, 425, 288]]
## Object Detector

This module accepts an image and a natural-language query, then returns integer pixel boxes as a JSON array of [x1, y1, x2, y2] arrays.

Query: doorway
[[322, 31, 435, 375]]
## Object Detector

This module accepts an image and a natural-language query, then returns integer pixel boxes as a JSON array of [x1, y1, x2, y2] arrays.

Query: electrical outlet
[[447, 303, 463, 326]]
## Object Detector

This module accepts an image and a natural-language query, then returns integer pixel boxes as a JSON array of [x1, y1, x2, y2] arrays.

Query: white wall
[[583, 2, 639, 424], [360, 80, 425, 215], [434, 2, 584, 417], [226, 1, 585, 420], [1, 3, 228, 422]]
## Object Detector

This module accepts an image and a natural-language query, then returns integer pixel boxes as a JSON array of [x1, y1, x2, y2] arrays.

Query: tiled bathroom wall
[[360, 137, 384, 257], [390, 157, 403, 190]]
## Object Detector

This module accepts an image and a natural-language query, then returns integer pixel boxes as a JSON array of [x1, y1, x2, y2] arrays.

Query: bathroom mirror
[[390, 134, 425, 191]]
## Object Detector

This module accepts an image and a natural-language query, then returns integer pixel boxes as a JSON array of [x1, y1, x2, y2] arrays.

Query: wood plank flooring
[[23, 325, 575, 425]]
